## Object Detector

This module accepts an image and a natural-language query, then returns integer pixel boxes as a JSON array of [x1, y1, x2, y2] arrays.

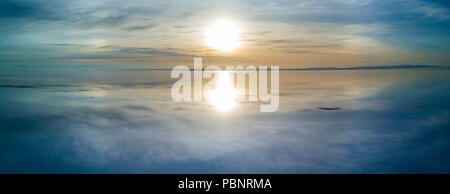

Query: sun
[[204, 19, 241, 52]]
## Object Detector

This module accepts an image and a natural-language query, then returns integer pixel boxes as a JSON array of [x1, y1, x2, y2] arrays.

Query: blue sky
[[1, 0, 450, 67]]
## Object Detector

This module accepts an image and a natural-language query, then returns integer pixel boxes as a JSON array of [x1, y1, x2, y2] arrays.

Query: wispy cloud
[[0, 0, 449, 67], [410, 0, 450, 21]]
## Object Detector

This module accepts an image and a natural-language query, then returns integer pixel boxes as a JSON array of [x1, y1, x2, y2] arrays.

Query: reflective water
[[0, 67, 449, 173]]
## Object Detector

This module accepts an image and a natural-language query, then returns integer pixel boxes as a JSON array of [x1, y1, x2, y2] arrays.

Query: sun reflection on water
[[208, 71, 236, 112]]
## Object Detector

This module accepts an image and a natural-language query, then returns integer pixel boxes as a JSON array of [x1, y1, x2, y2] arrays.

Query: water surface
[[0, 68, 449, 173]]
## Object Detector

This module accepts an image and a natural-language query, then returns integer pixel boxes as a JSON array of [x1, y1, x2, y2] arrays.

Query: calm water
[[0, 67, 449, 173]]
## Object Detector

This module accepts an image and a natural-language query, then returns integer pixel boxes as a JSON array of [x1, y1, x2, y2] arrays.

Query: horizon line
[[107, 64, 442, 71]]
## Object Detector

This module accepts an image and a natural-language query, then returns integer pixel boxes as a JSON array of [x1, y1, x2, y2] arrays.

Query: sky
[[1, 0, 450, 68]]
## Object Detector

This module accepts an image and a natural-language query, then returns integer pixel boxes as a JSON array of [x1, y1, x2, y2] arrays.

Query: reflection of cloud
[[123, 105, 153, 111], [0, 85, 36, 88], [1, 69, 450, 173], [318, 107, 341, 111], [283, 65, 440, 70]]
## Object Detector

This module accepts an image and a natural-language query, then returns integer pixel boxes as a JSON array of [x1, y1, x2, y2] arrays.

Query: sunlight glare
[[208, 71, 236, 112], [204, 20, 241, 52]]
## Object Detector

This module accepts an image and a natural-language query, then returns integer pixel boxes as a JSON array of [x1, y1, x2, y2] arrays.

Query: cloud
[[48, 43, 89, 47], [98, 45, 191, 57], [72, 11, 131, 29], [124, 24, 154, 31], [411, 0, 450, 21], [0, 0, 62, 20], [1, 0, 450, 66]]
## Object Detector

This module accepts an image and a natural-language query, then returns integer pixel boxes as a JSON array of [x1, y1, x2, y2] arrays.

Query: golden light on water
[[204, 19, 241, 52], [208, 71, 236, 112], [203, 20, 241, 111]]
